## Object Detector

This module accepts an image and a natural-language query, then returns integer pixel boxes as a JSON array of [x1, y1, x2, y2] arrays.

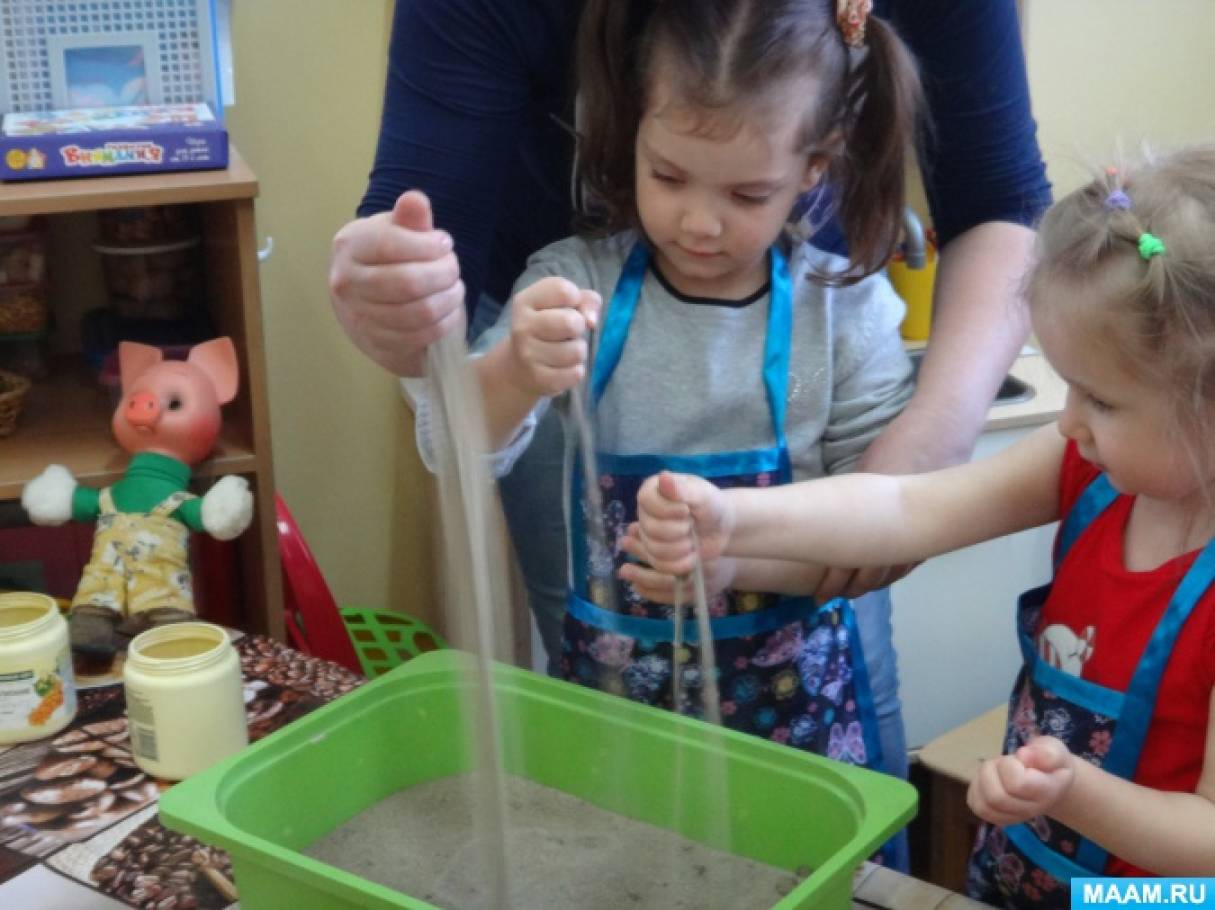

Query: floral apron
[[968, 473, 1215, 907], [72, 488, 196, 616], [560, 241, 883, 772]]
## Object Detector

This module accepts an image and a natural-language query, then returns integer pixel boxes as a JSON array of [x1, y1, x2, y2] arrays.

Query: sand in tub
[[304, 774, 804, 910]]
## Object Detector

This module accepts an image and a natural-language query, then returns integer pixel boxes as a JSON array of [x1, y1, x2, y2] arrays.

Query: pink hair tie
[[1104, 189, 1132, 211], [836, 0, 873, 48]]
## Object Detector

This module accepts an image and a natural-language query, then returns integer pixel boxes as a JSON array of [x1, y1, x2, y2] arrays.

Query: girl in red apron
[[633, 150, 1215, 904]]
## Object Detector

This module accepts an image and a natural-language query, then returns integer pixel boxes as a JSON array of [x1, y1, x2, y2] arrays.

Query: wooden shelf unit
[[0, 146, 283, 638]]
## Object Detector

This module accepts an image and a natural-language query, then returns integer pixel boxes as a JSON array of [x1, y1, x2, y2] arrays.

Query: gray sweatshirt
[[412, 231, 913, 480]]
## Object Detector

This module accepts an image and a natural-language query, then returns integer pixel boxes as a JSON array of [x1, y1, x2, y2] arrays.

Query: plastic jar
[[0, 592, 77, 745], [123, 622, 248, 781]]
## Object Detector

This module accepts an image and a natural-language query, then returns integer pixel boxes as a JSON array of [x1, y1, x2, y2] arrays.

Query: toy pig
[[21, 338, 253, 663]]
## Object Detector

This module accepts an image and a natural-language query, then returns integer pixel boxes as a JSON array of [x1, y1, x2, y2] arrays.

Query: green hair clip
[[1138, 232, 1166, 260]]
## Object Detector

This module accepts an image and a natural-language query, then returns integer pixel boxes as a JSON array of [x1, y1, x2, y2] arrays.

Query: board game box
[[1, 103, 227, 181]]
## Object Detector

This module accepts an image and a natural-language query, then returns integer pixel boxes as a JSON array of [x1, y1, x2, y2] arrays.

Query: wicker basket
[[0, 367, 31, 436]]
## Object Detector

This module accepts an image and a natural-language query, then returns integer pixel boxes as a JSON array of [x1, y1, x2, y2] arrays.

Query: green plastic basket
[[339, 608, 447, 678], [160, 651, 916, 910]]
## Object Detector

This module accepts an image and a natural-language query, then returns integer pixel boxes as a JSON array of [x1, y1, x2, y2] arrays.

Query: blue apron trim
[[1069, 540, 1215, 873], [590, 241, 648, 405], [763, 246, 791, 447], [1005, 821, 1099, 882], [1023, 638, 1126, 718], [839, 600, 885, 772], [567, 590, 819, 644], [1099, 536, 1215, 778], [592, 446, 788, 480], [1055, 473, 1118, 569]]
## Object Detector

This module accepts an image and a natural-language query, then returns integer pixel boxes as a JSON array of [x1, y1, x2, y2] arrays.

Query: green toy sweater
[[71, 452, 205, 531]]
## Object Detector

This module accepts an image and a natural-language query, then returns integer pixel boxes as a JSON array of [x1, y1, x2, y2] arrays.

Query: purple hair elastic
[[1104, 189, 1132, 211]]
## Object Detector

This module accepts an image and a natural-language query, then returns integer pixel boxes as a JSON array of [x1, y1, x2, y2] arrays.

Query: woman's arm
[[861, 223, 1036, 473], [865, 0, 1051, 471]]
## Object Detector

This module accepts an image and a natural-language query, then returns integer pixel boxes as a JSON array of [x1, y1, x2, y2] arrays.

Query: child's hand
[[967, 735, 1076, 826], [507, 277, 601, 398], [617, 526, 737, 603], [633, 471, 733, 577]]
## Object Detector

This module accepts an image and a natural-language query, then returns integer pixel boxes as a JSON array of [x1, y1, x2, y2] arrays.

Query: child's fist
[[507, 277, 601, 398], [967, 735, 1076, 826], [633, 471, 732, 577]]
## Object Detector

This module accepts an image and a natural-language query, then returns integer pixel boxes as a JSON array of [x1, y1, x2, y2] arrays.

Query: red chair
[[275, 495, 363, 674]]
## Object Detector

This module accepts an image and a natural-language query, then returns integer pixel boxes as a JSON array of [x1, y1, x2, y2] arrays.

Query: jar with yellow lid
[[123, 622, 248, 781], [0, 592, 77, 744]]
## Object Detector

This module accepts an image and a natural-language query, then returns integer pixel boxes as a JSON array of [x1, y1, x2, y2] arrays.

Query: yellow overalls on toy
[[72, 488, 196, 616]]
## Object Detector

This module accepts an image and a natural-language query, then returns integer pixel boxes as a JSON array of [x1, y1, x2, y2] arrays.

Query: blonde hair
[[1028, 147, 1215, 433]]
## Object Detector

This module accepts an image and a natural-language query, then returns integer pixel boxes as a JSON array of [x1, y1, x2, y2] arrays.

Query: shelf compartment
[[0, 357, 256, 499]]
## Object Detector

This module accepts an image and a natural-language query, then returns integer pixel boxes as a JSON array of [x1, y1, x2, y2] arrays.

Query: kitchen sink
[[907, 349, 1034, 405]]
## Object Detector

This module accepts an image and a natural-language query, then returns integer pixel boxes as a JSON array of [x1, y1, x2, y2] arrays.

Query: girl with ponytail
[[415, 0, 925, 865]]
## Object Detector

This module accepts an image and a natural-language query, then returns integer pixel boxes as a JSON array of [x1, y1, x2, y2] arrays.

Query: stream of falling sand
[[429, 316, 726, 907], [428, 332, 512, 910]]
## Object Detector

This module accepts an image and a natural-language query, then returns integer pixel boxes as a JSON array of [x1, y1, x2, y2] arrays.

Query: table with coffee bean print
[[0, 634, 362, 909]]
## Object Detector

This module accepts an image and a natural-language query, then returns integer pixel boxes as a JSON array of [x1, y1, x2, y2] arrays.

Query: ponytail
[[828, 15, 923, 284]]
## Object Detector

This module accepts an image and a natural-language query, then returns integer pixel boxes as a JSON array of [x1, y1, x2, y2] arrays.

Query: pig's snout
[[125, 391, 161, 428]]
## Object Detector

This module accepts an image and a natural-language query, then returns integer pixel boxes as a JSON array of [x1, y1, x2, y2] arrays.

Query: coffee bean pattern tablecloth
[[0, 635, 362, 909]]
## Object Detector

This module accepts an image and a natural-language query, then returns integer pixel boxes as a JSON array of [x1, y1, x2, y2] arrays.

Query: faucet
[[901, 207, 927, 270]]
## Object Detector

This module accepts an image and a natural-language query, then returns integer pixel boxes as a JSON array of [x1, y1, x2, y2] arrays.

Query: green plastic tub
[[159, 651, 915, 909]]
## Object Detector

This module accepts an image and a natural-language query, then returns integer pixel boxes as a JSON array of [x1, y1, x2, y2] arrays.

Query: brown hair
[[1028, 147, 1215, 431], [575, 0, 922, 285]]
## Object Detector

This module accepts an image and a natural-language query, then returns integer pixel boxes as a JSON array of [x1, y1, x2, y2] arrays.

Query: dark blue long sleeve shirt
[[359, 0, 1051, 313]]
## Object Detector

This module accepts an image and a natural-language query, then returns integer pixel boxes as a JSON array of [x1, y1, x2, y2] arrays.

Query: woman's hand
[[505, 277, 600, 398], [967, 735, 1077, 826], [328, 190, 466, 378]]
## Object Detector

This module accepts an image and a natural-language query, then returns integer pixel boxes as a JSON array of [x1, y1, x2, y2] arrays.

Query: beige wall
[[227, 1, 438, 620], [1024, 0, 1215, 195]]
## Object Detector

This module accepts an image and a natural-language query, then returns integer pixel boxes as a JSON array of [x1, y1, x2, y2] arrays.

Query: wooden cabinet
[[0, 146, 283, 638]]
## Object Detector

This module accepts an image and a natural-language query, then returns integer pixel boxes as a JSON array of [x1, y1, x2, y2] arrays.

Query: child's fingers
[[619, 527, 696, 588], [639, 475, 692, 521], [657, 470, 706, 508], [529, 307, 592, 343], [618, 563, 678, 604], [521, 276, 583, 311], [813, 566, 856, 602], [968, 758, 1042, 825], [578, 290, 602, 330], [638, 514, 695, 548], [530, 337, 588, 370], [617, 525, 649, 562], [1017, 736, 1072, 774]]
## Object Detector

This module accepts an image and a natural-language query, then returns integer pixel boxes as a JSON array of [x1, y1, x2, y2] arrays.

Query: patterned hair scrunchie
[[836, 0, 873, 48], [1138, 232, 1166, 261]]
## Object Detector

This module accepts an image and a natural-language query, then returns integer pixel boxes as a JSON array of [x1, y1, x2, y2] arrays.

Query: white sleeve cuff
[[400, 377, 541, 478]]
